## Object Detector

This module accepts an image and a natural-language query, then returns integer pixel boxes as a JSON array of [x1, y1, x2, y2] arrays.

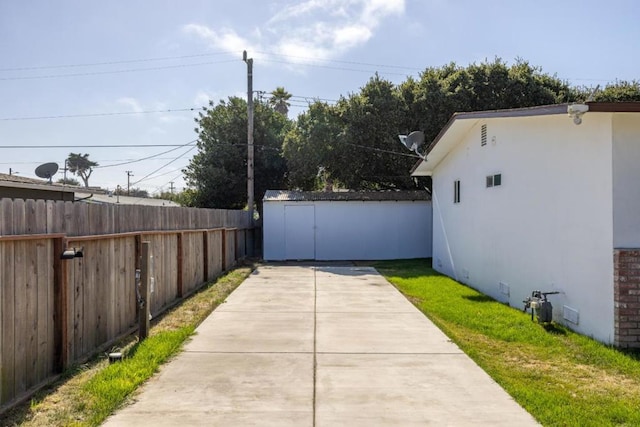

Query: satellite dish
[[35, 162, 59, 184], [406, 131, 425, 151], [398, 131, 426, 159]]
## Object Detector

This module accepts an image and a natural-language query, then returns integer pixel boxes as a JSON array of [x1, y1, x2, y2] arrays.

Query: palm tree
[[269, 87, 292, 116], [66, 153, 98, 187]]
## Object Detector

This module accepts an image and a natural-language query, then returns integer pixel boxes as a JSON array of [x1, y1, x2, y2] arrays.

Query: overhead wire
[[96, 140, 197, 168], [0, 59, 239, 81], [0, 107, 206, 121], [0, 51, 234, 72], [131, 145, 197, 186]]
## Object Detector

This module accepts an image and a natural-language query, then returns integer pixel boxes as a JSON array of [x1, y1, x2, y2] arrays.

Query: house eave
[[410, 102, 640, 177]]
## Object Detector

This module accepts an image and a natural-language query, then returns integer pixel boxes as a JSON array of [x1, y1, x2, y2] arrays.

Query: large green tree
[[184, 96, 291, 216], [284, 59, 582, 191], [283, 101, 343, 190], [66, 153, 98, 188]]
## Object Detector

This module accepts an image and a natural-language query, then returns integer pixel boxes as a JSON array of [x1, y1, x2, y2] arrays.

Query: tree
[[284, 75, 425, 191], [283, 101, 342, 190], [269, 87, 292, 116], [66, 153, 98, 188], [56, 177, 80, 186], [284, 60, 578, 192], [183, 96, 291, 217], [587, 80, 640, 102]]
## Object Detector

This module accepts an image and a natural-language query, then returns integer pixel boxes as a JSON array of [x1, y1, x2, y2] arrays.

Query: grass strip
[[2, 263, 254, 427], [374, 259, 640, 427]]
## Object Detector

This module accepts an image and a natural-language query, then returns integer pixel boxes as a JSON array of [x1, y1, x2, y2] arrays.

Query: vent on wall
[[563, 306, 579, 325], [499, 282, 510, 296], [481, 124, 487, 146]]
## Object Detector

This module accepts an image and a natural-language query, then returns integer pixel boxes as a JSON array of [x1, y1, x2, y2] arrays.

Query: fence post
[[221, 229, 227, 271], [53, 236, 69, 372], [202, 231, 209, 281], [177, 232, 184, 298], [139, 241, 151, 341]]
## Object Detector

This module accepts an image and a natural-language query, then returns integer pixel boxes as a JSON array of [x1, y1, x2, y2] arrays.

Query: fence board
[[36, 241, 49, 386], [13, 241, 27, 396], [191, 232, 205, 294], [207, 230, 223, 280], [1, 242, 15, 405], [72, 255, 84, 361]]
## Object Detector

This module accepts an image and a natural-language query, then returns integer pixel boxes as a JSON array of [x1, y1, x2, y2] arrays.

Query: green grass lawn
[[374, 259, 640, 427]]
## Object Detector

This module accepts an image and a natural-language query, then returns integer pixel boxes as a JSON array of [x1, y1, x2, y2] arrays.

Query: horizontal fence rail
[[0, 198, 254, 412]]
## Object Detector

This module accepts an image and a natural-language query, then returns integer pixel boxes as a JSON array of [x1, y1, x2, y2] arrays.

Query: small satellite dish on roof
[[35, 162, 59, 184], [398, 131, 426, 159]]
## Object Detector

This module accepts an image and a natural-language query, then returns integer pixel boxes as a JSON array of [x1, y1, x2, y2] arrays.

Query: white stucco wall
[[613, 113, 640, 248], [431, 114, 615, 343], [263, 200, 432, 261]]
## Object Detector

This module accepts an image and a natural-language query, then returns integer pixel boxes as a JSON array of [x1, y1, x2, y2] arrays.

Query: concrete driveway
[[104, 265, 539, 426]]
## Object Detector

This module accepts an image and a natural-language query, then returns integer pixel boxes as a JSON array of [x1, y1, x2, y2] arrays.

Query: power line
[[255, 51, 425, 72], [0, 59, 239, 81], [96, 140, 197, 168], [0, 144, 199, 148], [0, 107, 206, 121], [0, 52, 233, 72], [131, 146, 197, 186], [260, 58, 414, 77]]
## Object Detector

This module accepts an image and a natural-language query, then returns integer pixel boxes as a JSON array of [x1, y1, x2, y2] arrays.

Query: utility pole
[[169, 181, 175, 194], [126, 171, 133, 196], [243, 50, 255, 226]]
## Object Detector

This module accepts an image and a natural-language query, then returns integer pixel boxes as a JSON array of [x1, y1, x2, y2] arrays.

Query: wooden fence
[[0, 198, 250, 236], [0, 199, 253, 411]]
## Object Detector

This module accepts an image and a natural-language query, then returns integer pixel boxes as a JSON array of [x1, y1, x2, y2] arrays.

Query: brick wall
[[613, 249, 640, 349]]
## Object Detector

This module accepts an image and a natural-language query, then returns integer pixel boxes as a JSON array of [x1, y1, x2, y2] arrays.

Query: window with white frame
[[486, 174, 502, 187]]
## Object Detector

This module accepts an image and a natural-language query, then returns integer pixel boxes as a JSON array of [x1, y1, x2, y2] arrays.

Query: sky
[[1, 0, 638, 195]]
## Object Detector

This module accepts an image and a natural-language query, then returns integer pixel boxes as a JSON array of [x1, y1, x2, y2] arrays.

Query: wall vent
[[481, 124, 487, 146], [563, 305, 579, 325], [499, 282, 510, 296]]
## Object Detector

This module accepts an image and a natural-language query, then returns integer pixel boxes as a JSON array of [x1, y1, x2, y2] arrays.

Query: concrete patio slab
[[316, 353, 532, 426], [105, 352, 313, 427], [184, 311, 314, 353], [104, 265, 539, 426]]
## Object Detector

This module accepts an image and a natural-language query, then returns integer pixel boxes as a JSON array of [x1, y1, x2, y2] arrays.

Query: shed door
[[284, 205, 315, 260]]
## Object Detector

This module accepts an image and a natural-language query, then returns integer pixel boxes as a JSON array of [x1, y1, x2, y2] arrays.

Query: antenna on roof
[[35, 162, 59, 184], [586, 84, 600, 102], [398, 131, 426, 159]]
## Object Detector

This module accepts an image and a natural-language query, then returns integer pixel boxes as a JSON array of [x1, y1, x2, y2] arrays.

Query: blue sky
[[1, 0, 638, 194]]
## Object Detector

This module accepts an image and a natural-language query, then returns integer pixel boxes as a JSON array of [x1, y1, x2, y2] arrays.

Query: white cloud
[[183, 0, 405, 64], [183, 24, 256, 54], [117, 97, 144, 113], [193, 90, 216, 107]]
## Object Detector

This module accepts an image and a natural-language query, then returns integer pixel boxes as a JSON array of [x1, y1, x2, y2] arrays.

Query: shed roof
[[264, 190, 430, 202]]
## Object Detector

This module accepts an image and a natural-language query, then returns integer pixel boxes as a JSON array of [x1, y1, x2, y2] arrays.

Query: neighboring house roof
[[0, 172, 50, 185], [0, 173, 75, 197], [74, 192, 181, 207], [411, 102, 640, 176], [264, 190, 430, 202]]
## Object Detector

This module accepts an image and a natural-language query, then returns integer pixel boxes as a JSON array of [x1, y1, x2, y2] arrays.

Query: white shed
[[263, 190, 432, 261]]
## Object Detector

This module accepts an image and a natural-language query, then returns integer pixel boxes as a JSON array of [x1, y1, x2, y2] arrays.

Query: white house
[[263, 190, 432, 261], [412, 102, 640, 348]]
